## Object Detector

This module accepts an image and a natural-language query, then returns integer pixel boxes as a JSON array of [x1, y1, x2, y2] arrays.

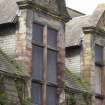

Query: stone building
[[65, 4, 105, 105], [0, 0, 69, 105]]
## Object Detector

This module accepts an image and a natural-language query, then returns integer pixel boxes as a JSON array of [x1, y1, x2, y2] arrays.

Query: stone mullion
[[42, 25, 48, 105]]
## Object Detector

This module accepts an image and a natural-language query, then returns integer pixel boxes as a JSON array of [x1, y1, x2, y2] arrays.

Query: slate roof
[[65, 15, 91, 47], [0, 0, 20, 25], [67, 7, 85, 18], [65, 4, 105, 47], [0, 49, 29, 78], [64, 69, 89, 92]]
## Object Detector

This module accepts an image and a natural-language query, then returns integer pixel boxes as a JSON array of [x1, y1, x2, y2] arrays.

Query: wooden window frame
[[32, 22, 58, 105]]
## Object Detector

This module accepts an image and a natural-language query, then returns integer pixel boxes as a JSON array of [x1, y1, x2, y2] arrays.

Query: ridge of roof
[[67, 7, 85, 18]]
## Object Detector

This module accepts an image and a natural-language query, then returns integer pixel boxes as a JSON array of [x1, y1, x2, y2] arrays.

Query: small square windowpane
[[32, 23, 43, 44], [32, 83, 42, 105], [48, 50, 57, 84], [32, 46, 43, 80], [48, 28, 57, 48], [47, 86, 57, 105], [95, 45, 103, 65]]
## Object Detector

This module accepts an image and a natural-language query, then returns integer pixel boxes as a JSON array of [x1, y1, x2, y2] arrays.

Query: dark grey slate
[[65, 4, 105, 47], [65, 15, 91, 47], [0, 0, 20, 24]]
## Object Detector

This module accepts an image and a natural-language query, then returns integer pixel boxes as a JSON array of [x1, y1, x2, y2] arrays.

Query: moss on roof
[[64, 69, 90, 93], [0, 49, 29, 78]]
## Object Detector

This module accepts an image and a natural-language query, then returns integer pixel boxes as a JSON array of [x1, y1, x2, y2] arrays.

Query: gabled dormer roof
[[65, 4, 105, 47]]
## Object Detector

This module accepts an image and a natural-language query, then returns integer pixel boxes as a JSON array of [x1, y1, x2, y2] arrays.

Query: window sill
[[95, 62, 104, 67], [95, 93, 104, 100], [47, 82, 58, 87]]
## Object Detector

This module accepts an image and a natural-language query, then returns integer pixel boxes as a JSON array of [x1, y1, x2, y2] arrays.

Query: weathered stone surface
[[4, 78, 20, 105]]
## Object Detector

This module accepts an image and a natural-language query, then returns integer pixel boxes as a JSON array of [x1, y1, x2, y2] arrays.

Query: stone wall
[[4, 78, 20, 105], [81, 31, 94, 89]]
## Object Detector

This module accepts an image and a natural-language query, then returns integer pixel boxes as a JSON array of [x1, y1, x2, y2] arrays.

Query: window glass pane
[[95, 66, 102, 94], [95, 45, 103, 64], [48, 50, 57, 84], [48, 27, 57, 48], [32, 23, 43, 44], [47, 86, 57, 105], [32, 83, 42, 105], [32, 46, 43, 80]]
